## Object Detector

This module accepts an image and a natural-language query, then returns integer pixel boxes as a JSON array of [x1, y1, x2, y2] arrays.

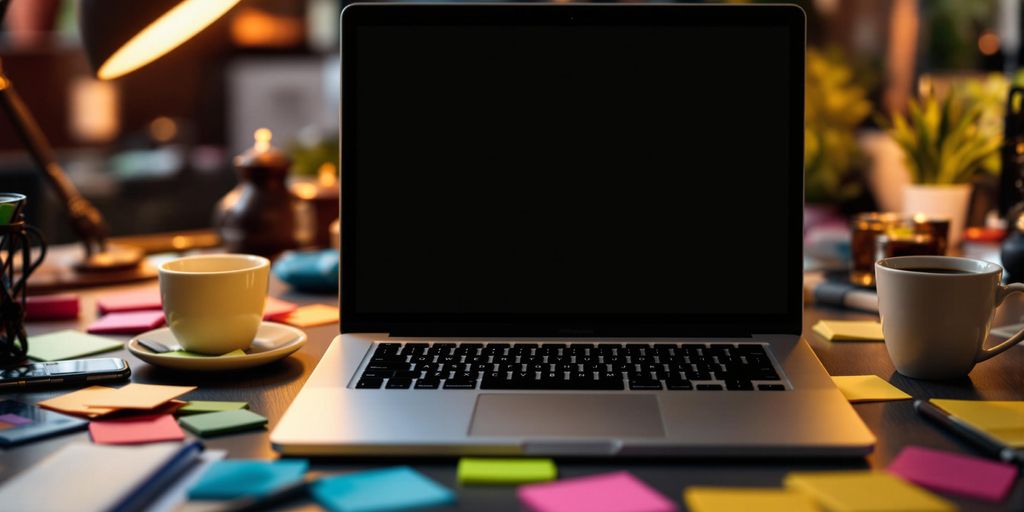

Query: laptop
[[272, 3, 876, 457]]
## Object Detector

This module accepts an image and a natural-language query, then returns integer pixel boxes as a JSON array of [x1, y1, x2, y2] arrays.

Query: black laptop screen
[[342, 5, 804, 336]]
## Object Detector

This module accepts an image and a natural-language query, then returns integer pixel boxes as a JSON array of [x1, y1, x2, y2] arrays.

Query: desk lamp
[[0, 0, 239, 272]]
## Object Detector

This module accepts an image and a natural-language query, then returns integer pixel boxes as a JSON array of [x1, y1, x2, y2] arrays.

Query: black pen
[[914, 399, 1022, 464]]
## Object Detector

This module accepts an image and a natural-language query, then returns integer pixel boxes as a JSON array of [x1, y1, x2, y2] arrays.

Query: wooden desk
[[3, 272, 1023, 511]]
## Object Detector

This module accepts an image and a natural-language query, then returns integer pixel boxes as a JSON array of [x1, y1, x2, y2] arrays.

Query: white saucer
[[127, 321, 307, 372]]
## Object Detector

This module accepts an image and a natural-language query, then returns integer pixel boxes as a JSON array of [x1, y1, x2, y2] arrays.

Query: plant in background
[[883, 74, 1007, 184], [804, 47, 873, 204]]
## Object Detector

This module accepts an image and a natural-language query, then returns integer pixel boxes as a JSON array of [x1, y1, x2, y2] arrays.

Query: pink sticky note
[[264, 297, 298, 321], [89, 414, 185, 445], [518, 471, 677, 512], [87, 310, 166, 335], [96, 289, 163, 314], [25, 294, 80, 321], [888, 445, 1018, 502]]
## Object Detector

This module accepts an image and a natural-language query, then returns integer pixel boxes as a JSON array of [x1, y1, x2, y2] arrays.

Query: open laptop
[[272, 3, 876, 457]]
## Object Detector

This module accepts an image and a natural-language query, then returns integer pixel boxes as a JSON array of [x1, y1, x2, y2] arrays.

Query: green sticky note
[[0, 203, 14, 225], [27, 330, 122, 362], [178, 409, 267, 437], [163, 349, 245, 358], [177, 400, 249, 416], [457, 458, 557, 485]]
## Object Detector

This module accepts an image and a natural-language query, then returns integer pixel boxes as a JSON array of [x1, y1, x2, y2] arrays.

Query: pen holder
[[0, 193, 47, 364]]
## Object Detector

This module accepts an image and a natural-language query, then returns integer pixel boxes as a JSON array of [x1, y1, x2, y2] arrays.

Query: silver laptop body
[[272, 3, 875, 458]]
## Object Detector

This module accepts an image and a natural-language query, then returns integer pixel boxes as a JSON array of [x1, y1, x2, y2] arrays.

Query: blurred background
[[3, 0, 1024, 279]]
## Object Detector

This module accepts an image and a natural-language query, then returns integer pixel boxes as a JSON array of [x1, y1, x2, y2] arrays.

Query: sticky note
[[457, 457, 556, 485], [888, 446, 1018, 502], [96, 289, 162, 314], [85, 383, 195, 409], [0, 413, 32, 426], [177, 401, 248, 416], [27, 330, 122, 362], [812, 320, 884, 341], [784, 471, 955, 512], [87, 310, 165, 335], [89, 414, 185, 445], [25, 294, 79, 321], [280, 304, 339, 328], [311, 466, 455, 512], [178, 409, 267, 437], [518, 471, 677, 512], [684, 487, 820, 512], [38, 386, 117, 417], [163, 349, 246, 358], [263, 297, 298, 320], [831, 375, 911, 403], [931, 399, 1024, 447], [188, 459, 308, 500]]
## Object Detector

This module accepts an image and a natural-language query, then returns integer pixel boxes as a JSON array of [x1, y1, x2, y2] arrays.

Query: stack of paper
[[178, 409, 267, 437], [812, 320, 884, 341], [888, 445, 1018, 502], [931, 399, 1024, 447], [38, 384, 195, 418], [831, 375, 911, 403]]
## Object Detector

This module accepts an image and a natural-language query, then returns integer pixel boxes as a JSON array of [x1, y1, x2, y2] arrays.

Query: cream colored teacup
[[159, 254, 270, 355]]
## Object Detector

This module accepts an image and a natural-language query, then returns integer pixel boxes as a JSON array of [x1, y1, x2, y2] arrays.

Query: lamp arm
[[0, 61, 109, 257]]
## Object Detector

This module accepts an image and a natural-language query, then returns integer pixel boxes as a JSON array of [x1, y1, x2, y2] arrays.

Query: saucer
[[127, 321, 306, 371]]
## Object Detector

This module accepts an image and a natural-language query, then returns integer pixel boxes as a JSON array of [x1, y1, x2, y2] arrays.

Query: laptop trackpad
[[469, 394, 665, 437]]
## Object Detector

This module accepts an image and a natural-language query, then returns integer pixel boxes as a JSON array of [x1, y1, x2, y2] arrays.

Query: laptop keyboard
[[355, 342, 785, 391]]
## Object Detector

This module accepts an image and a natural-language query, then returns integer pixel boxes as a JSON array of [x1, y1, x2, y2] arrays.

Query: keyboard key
[[386, 378, 412, 389], [361, 370, 394, 379], [628, 380, 662, 390], [415, 379, 440, 389], [665, 379, 693, 390], [356, 377, 383, 389], [758, 384, 785, 391], [443, 379, 478, 390], [696, 384, 723, 391], [725, 379, 754, 390]]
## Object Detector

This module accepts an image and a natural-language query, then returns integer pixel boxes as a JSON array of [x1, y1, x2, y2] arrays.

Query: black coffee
[[902, 267, 974, 275]]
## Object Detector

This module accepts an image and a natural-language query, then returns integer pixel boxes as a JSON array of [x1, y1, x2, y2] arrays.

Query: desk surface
[[4, 272, 1024, 511]]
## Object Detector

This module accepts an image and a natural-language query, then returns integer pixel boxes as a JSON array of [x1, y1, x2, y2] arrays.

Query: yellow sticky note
[[684, 487, 820, 512], [37, 386, 117, 417], [280, 304, 339, 328], [83, 383, 196, 409], [831, 375, 911, 403], [784, 471, 956, 512], [457, 458, 557, 485], [931, 399, 1024, 447], [812, 320, 884, 341]]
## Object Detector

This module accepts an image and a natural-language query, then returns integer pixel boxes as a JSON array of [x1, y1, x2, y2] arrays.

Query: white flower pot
[[902, 184, 972, 248]]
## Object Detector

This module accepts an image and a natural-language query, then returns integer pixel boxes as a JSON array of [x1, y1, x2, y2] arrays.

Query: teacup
[[159, 254, 270, 355]]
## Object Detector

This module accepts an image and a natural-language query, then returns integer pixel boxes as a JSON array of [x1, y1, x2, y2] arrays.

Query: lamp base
[[73, 244, 145, 272], [27, 244, 155, 294]]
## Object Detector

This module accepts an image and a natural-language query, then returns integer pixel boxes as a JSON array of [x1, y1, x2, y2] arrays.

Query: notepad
[[96, 289, 163, 314], [930, 399, 1024, 447], [888, 445, 1018, 502], [188, 459, 308, 500], [25, 294, 80, 321], [163, 349, 246, 358], [684, 487, 820, 512], [812, 320, 884, 341], [311, 466, 455, 512], [37, 386, 117, 417], [89, 414, 185, 445], [85, 383, 195, 409], [279, 304, 339, 328], [177, 401, 248, 416], [457, 458, 557, 485], [27, 330, 122, 362], [831, 375, 911, 403], [784, 471, 955, 512], [518, 471, 677, 512], [87, 310, 166, 335], [178, 409, 267, 437]]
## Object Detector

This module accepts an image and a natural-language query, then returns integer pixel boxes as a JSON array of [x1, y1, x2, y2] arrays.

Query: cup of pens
[[0, 193, 47, 364]]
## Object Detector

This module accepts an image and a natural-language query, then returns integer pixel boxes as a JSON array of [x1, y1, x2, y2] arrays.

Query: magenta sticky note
[[87, 310, 166, 335], [96, 289, 163, 314], [0, 413, 32, 426], [888, 445, 1018, 502], [518, 471, 677, 512], [263, 297, 298, 321], [25, 294, 80, 321]]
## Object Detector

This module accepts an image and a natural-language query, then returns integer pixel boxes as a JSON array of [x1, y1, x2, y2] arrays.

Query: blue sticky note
[[187, 459, 308, 500], [311, 466, 455, 512]]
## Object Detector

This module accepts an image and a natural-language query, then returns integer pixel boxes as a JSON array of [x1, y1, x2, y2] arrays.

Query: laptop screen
[[341, 5, 805, 336]]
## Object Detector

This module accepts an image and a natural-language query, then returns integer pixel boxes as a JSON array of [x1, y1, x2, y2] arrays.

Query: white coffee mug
[[875, 255, 1024, 379], [159, 254, 270, 355]]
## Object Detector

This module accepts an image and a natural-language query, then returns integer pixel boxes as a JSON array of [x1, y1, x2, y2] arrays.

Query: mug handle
[[976, 282, 1024, 362]]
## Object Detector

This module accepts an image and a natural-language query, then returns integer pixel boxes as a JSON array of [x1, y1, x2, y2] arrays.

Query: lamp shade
[[79, 0, 240, 80]]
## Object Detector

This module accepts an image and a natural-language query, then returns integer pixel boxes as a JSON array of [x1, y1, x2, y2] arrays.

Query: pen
[[914, 399, 1022, 464]]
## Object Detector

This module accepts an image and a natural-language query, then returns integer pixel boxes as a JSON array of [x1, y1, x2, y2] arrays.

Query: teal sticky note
[[311, 466, 455, 512], [188, 459, 308, 500]]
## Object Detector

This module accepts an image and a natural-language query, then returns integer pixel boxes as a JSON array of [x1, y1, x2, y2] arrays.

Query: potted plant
[[883, 75, 1006, 246]]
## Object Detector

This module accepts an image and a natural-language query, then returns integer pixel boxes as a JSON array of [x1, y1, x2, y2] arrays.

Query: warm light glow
[[318, 163, 338, 187], [254, 128, 272, 153], [230, 7, 305, 48], [978, 31, 1001, 56], [97, 0, 241, 80], [149, 116, 178, 143], [912, 213, 928, 224], [292, 182, 319, 200]]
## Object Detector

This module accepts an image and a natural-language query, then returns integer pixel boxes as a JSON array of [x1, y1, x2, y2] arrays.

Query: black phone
[[0, 358, 131, 390]]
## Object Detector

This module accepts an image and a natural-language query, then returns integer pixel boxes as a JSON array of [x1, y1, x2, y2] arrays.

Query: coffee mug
[[875, 255, 1024, 379], [159, 254, 270, 355]]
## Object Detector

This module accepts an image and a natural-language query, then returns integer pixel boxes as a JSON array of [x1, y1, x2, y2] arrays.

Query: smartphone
[[0, 358, 131, 390]]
